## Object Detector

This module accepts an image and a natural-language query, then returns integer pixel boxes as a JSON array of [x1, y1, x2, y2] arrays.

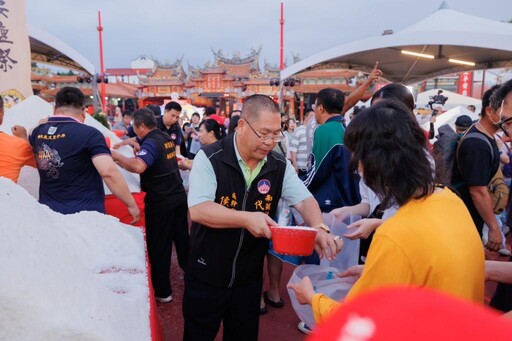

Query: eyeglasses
[[244, 119, 285, 143], [498, 100, 512, 136]]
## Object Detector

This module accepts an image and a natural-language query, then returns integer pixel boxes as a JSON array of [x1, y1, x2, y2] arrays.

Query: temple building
[[136, 48, 375, 119]]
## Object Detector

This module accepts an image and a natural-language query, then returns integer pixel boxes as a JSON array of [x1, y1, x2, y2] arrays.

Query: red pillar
[[97, 11, 106, 112], [280, 2, 284, 71]]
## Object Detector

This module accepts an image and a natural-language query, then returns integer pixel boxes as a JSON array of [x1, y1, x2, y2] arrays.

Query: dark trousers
[[182, 274, 262, 341], [145, 201, 189, 298]]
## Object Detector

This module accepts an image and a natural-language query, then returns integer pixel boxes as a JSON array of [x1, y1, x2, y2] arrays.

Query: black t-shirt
[[451, 125, 500, 233]]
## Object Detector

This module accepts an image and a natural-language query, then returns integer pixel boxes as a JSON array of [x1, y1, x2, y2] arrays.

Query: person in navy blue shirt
[[29, 87, 140, 223], [111, 108, 188, 303], [117, 101, 184, 156]]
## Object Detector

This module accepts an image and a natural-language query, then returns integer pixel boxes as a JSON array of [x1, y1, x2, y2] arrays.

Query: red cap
[[309, 286, 512, 341]]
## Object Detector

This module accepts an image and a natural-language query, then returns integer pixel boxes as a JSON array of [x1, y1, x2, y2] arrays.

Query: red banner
[[458, 72, 473, 97]]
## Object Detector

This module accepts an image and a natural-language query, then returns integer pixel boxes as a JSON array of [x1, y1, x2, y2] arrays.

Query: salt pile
[[0, 178, 150, 340]]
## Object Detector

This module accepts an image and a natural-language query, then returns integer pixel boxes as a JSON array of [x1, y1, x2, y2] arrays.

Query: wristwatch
[[316, 223, 331, 234]]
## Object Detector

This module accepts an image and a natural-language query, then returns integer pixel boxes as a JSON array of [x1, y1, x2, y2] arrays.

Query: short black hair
[[344, 99, 434, 209], [371, 83, 414, 112], [122, 110, 132, 118], [0, 95, 3, 110], [146, 104, 161, 117], [204, 106, 216, 116], [133, 108, 157, 129], [490, 80, 512, 113], [481, 85, 501, 117], [165, 101, 182, 112], [316, 88, 345, 114], [192, 112, 200, 119], [228, 115, 240, 135], [241, 94, 280, 121], [55, 86, 86, 110]]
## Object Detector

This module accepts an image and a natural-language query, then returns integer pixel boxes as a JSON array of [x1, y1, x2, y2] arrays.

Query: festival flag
[[0, 0, 33, 108]]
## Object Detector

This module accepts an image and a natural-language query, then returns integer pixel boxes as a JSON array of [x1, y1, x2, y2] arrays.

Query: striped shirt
[[289, 125, 309, 170]]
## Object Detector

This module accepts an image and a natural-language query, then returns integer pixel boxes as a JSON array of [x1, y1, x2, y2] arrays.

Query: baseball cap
[[309, 286, 512, 341], [455, 115, 473, 129]]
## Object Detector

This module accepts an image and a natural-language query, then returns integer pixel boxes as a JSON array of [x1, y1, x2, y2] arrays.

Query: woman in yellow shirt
[[289, 99, 485, 325]]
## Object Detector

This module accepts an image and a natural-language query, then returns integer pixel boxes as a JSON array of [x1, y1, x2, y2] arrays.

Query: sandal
[[263, 291, 284, 308]]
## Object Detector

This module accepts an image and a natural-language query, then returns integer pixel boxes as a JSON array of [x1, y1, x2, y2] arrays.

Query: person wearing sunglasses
[[183, 94, 342, 341]]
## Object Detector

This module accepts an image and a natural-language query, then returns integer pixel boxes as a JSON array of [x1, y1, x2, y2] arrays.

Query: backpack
[[433, 124, 460, 185], [456, 129, 509, 215]]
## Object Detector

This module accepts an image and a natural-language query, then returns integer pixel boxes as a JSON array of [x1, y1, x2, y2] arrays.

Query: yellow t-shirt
[[0, 132, 36, 183], [312, 188, 485, 323]]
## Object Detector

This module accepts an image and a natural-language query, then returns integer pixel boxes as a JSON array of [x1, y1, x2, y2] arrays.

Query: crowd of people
[[1, 70, 512, 339]]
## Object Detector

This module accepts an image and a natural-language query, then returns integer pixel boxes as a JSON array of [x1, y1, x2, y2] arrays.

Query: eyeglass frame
[[243, 119, 285, 143], [498, 100, 512, 137]]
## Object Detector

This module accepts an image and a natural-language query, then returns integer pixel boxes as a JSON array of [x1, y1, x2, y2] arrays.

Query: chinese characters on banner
[[457, 71, 473, 97], [0, 0, 33, 108]]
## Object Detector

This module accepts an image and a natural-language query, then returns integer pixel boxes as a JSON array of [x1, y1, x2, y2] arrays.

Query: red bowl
[[270, 226, 317, 256]]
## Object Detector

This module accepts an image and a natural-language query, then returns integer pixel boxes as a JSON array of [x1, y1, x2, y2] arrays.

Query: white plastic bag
[[319, 213, 361, 271], [287, 264, 356, 328]]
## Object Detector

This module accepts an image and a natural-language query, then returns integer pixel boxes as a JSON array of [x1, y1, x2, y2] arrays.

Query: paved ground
[[156, 239, 511, 341]]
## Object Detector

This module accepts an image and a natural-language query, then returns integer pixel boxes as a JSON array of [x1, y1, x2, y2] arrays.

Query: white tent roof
[[416, 89, 482, 112], [281, 2, 512, 84], [28, 24, 95, 75]]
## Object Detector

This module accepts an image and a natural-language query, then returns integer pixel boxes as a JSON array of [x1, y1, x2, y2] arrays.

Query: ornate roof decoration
[[291, 51, 302, 64], [211, 46, 261, 66], [144, 56, 187, 82]]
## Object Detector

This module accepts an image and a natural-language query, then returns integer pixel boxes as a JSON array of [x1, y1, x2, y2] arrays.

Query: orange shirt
[[0, 132, 36, 183]]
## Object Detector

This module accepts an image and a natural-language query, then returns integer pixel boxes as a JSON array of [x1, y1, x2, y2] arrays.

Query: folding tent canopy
[[281, 2, 512, 85]]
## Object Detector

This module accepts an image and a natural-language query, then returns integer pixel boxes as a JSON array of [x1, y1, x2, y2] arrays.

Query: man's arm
[[486, 260, 512, 284], [189, 202, 274, 238], [469, 186, 503, 250], [293, 196, 342, 260], [92, 155, 140, 224], [290, 151, 298, 172], [343, 62, 382, 114], [188, 150, 274, 238], [110, 150, 147, 174]]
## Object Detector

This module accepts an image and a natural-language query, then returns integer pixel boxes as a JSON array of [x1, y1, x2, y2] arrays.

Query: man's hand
[[367, 62, 383, 84], [127, 203, 141, 224], [314, 231, 343, 261], [244, 212, 275, 238], [11, 125, 28, 140], [486, 227, 504, 251], [337, 265, 364, 279], [343, 218, 381, 240], [287, 276, 315, 305], [178, 158, 192, 171]]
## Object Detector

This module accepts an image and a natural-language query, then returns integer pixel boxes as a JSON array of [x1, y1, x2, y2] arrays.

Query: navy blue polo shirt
[[156, 116, 183, 146], [29, 116, 111, 214]]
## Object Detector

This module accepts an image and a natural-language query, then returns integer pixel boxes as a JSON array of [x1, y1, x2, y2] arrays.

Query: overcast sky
[[25, 0, 512, 72]]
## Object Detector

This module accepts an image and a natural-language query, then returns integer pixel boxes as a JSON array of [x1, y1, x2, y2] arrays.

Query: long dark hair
[[344, 100, 434, 208], [200, 118, 226, 141]]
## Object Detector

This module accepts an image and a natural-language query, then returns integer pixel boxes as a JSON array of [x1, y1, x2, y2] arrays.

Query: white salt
[[0, 178, 150, 340]]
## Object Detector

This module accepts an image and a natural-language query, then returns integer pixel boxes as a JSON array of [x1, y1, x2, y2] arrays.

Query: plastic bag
[[319, 213, 361, 271], [287, 264, 356, 328]]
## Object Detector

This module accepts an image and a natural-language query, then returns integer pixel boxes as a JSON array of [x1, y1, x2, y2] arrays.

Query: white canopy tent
[[281, 2, 512, 85], [419, 105, 479, 140], [28, 24, 95, 75], [416, 89, 482, 112]]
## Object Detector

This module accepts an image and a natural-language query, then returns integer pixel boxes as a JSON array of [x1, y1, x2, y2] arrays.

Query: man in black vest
[[111, 108, 188, 303], [183, 94, 343, 341]]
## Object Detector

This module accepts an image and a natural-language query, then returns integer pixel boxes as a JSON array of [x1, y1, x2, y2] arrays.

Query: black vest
[[187, 134, 287, 288], [140, 129, 185, 207]]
